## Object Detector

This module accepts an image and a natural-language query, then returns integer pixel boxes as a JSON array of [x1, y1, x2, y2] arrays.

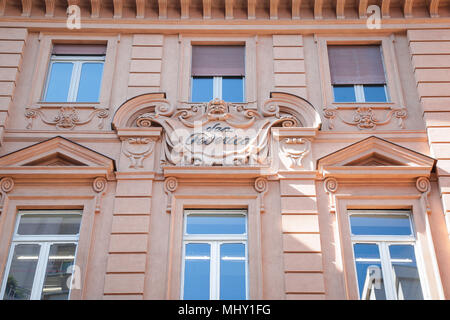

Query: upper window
[[191, 45, 245, 103], [328, 45, 388, 103], [0, 210, 82, 300], [181, 210, 248, 300], [43, 44, 106, 103], [349, 210, 425, 300]]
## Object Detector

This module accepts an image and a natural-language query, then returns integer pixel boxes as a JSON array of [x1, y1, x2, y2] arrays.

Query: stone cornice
[[0, 0, 448, 22]]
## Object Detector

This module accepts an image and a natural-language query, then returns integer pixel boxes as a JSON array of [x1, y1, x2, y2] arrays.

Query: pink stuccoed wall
[[0, 0, 449, 300]]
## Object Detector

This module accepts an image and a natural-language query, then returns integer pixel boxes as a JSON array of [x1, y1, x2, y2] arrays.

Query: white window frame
[[180, 209, 248, 300], [191, 76, 246, 102], [43, 55, 105, 102], [333, 84, 389, 103], [0, 210, 82, 300], [349, 210, 428, 300]]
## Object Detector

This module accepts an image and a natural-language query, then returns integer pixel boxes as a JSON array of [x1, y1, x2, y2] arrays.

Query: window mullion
[[355, 85, 365, 102], [67, 61, 82, 102], [213, 77, 222, 100], [30, 242, 50, 300], [380, 242, 397, 300], [210, 241, 219, 300]]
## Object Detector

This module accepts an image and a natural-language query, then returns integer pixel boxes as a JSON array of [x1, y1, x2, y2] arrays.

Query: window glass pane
[[40, 243, 77, 300], [17, 214, 82, 235], [44, 62, 73, 102], [222, 77, 244, 102], [333, 85, 356, 102], [186, 214, 246, 235], [350, 214, 412, 236], [220, 243, 246, 300], [76, 62, 104, 102], [389, 244, 423, 300], [353, 243, 386, 300], [3, 244, 40, 300], [363, 84, 387, 102], [192, 77, 214, 102], [183, 243, 210, 300]]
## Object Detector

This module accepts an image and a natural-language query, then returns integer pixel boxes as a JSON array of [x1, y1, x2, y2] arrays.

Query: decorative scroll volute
[[93, 177, 107, 214], [0, 177, 14, 215], [416, 176, 431, 214], [324, 177, 338, 214], [164, 177, 178, 214], [254, 177, 268, 214]]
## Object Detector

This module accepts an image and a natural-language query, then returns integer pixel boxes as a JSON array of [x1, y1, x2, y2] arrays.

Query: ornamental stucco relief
[[25, 106, 110, 130], [135, 98, 301, 167]]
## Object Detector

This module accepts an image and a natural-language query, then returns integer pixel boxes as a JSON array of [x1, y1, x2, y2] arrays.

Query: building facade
[[0, 0, 449, 300]]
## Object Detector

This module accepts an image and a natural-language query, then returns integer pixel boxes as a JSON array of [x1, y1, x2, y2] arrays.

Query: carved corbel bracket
[[254, 177, 268, 214], [122, 137, 155, 169], [324, 177, 338, 214], [0, 177, 14, 215], [416, 176, 431, 214], [164, 177, 178, 214], [279, 137, 311, 168], [92, 177, 107, 214], [323, 106, 407, 130], [25, 106, 110, 130]]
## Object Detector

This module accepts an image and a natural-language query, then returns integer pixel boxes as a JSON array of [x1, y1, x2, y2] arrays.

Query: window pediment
[[0, 136, 115, 179], [317, 136, 435, 179]]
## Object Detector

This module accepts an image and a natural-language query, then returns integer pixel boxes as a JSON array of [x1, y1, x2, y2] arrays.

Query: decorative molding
[[0, 177, 14, 215], [358, 0, 368, 18], [291, 0, 301, 19], [136, 98, 301, 166], [248, 0, 256, 19], [90, 0, 101, 18], [164, 176, 178, 214], [336, 0, 345, 19], [136, 0, 145, 18], [203, 0, 212, 19], [381, 0, 391, 18], [158, 0, 167, 19], [44, 0, 55, 17], [279, 137, 310, 168], [324, 177, 338, 213], [314, 0, 323, 19], [270, 0, 279, 20], [416, 176, 431, 214], [403, 0, 414, 18], [122, 137, 155, 169], [429, 0, 440, 18], [21, 0, 32, 17], [254, 177, 268, 214], [225, 0, 234, 20], [180, 0, 189, 19], [25, 106, 110, 130], [113, 0, 123, 18], [0, 0, 6, 16], [92, 176, 107, 214], [323, 106, 407, 130]]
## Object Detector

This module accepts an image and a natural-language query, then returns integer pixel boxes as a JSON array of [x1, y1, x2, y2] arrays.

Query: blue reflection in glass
[[353, 243, 386, 300], [44, 62, 73, 102], [192, 77, 214, 102], [333, 85, 356, 102], [389, 244, 423, 300], [220, 243, 246, 300], [76, 63, 104, 102], [222, 77, 244, 102], [183, 243, 210, 300], [363, 84, 387, 102], [350, 214, 412, 236], [186, 214, 246, 235]]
